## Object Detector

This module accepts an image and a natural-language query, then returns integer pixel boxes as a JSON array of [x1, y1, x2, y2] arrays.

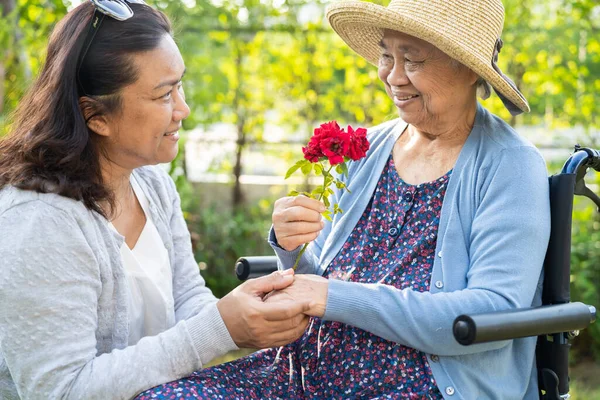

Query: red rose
[[319, 134, 348, 165], [302, 143, 323, 162], [346, 126, 369, 161], [302, 121, 349, 165], [289, 120, 369, 270]]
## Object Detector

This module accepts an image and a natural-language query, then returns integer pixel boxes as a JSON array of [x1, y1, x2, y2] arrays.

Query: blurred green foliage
[[571, 195, 600, 361], [185, 199, 273, 298]]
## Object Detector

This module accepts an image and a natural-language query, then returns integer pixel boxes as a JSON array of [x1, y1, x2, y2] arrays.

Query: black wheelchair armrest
[[235, 256, 279, 280], [234, 257, 598, 347], [453, 302, 597, 345]]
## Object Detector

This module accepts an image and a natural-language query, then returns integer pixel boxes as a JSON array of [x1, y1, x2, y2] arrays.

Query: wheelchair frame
[[234, 146, 599, 400]]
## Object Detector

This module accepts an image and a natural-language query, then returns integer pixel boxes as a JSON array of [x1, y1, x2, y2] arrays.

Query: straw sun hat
[[326, 0, 529, 115]]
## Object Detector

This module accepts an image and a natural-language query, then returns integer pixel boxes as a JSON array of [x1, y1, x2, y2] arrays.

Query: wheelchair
[[234, 145, 598, 400]]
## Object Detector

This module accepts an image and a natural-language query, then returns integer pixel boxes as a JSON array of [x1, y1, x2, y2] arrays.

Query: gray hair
[[477, 77, 493, 100], [449, 58, 492, 100]]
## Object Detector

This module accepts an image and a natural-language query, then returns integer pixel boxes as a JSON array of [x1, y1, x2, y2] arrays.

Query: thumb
[[245, 269, 295, 295]]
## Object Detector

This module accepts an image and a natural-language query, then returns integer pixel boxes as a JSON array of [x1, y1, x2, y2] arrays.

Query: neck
[[411, 100, 477, 144], [100, 159, 134, 220]]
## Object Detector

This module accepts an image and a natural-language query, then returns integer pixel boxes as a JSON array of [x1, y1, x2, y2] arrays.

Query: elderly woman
[[138, 0, 549, 399], [0, 2, 312, 399]]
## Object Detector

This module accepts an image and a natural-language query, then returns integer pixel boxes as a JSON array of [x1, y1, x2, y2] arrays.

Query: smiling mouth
[[394, 95, 419, 101], [164, 131, 178, 136]]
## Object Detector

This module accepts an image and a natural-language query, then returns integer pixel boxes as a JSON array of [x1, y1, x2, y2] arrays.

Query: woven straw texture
[[326, 0, 530, 113]]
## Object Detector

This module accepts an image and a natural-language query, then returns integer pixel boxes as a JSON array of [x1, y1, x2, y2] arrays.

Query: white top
[[110, 176, 176, 345]]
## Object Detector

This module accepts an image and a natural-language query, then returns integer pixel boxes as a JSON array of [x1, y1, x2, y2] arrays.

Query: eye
[[160, 90, 173, 100], [379, 53, 394, 66]]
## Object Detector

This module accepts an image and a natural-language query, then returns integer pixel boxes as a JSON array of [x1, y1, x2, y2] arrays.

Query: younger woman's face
[[97, 34, 190, 169]]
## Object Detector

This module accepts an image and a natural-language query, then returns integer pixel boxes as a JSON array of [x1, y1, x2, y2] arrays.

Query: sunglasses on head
[[78, 0, 147, 95], [89, 0, 146, 21]]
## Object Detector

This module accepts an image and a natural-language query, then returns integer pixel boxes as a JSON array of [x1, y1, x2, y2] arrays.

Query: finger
[[290, 312, 308, 330], [287, 196, 326, 213], [278, 232, 321, 250], [280, 206, 323, 223], [256, 312, 307, 332], [277, 221, 323, 237], [243, 271, 295, 295], [257, 297, 311, 321], [255, 316, 311, 348]]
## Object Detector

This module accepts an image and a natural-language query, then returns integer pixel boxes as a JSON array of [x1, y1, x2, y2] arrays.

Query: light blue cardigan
[[270, 104, 551, 399]]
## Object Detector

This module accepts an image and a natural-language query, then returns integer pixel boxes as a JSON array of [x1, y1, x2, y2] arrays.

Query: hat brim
[[327, 1, 530, 113]]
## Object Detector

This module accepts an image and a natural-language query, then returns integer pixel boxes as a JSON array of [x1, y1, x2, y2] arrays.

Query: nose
[[173, 86, 190, 122], [387, 61, 410, 87]]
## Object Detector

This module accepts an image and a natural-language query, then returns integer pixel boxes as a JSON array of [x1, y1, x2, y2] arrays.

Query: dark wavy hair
[[0, 2, 172, 218]]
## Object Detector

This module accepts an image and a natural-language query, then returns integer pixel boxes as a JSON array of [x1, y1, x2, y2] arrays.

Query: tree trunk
[[232, 40, 246, 209]]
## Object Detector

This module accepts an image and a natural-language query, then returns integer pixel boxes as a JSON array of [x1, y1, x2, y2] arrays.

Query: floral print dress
[[137, 155, 450, 399]]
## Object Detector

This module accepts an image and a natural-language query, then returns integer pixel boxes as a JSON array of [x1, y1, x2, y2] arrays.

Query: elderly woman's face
[[378, 30, 478, 130], [98, 34, 190, 169]]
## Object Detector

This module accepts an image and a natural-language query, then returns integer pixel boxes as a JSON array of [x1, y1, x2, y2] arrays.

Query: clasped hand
[[217, 270, 328, 349]]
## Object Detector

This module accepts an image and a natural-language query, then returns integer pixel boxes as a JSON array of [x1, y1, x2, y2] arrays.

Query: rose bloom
[[346, 126, 369, 161], [302, 121, 369, 165]]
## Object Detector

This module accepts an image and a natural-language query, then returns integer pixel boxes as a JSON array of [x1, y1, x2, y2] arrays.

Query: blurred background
[[1, 0, 599, 394]]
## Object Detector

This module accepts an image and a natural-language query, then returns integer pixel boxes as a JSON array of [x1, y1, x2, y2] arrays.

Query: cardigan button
[[437, 251, 443, 258], [434, 281, 444, 289], [430, 354, 439, 362], [445, 386, 455, 396], [388, 227, 399, 237]]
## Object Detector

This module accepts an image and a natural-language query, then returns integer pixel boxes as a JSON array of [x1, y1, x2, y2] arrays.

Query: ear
[[79, 96, 111, 137], [467, 68, 479, 86]]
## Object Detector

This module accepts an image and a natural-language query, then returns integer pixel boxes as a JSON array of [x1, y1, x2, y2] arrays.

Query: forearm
[[323, 280, 521, 355], [3, 301, 236, 400]]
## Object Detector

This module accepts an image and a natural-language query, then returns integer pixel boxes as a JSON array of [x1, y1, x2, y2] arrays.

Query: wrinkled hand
[[265, 274, 329, 318], [272, 196, 326, 251], [217, 269, 310, 349]]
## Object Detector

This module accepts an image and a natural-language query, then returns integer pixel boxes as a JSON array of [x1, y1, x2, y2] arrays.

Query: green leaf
[[335, 180, 347, 190], [339, 162, 349, 178], [311, 187, 324, 197], [285, 160, 308, 179], [322, 210, 333, 222], [314, 163, 323, 175], [288, 190, 300, 196], [301, 162, 313, 175], [323, 195, 330, 207]]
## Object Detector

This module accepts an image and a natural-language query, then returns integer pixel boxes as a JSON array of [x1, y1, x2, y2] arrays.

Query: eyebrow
[[153, 68, 186, 90], [378, 40, 421, 54]]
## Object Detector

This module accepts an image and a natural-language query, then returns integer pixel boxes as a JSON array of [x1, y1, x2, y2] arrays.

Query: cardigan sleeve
[[267, 180, 342, 275], [0, 200, 235, 400], [322, 146, 551, 355]]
